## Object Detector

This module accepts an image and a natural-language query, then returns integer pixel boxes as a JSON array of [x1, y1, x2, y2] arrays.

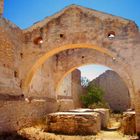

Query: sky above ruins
[[4, 0, 140, 29], [3, 0, 139, 80]]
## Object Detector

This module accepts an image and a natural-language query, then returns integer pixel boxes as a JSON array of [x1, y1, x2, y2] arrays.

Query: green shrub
[[81, 84, 109, 109]]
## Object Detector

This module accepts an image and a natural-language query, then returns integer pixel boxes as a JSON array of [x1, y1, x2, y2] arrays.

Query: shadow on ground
[[0, 132, 28, 140]]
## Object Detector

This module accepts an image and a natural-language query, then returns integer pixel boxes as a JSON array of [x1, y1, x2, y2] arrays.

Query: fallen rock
[[46, 112, 101, 135]]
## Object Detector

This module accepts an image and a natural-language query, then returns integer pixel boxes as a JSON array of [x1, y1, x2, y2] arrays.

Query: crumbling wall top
[[24, 5, 138, 32], [0, 0, 4, 16]]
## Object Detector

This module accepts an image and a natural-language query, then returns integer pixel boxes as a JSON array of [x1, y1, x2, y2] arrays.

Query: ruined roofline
[[0, 16, 22, 31], [23, 4, 137, 32]]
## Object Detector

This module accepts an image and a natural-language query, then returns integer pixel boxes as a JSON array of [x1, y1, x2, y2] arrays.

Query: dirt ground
[[17, 127, 138, 140], [0, 125, 138, 140], [0, 113, 138, 140]]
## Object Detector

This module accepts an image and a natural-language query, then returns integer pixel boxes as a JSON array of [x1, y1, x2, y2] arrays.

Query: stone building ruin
[[90, 70, 131, 112], [0, 0, 140, 134]]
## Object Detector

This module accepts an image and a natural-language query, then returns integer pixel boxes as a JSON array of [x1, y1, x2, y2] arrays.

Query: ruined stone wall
[[90, 70, 131, 112], [0, 4, 140, 133], [131, 34, 140, 133], [58, 74, 72, 97], [57, 69, 82, 111], [57, 72, 74, 111], [0, 17, 24, 96], [0, 0, 3, 16], [0, 17, 59, 132], [0, 100, 58, 132], [0, 53, 59, 132], [29, 56, 56, 99]]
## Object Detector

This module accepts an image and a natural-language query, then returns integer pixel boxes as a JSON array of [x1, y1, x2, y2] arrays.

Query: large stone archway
[[19, 5, 139, 94], [1, 4, 140, 133], [52, 48, 134, 108], [22, 44, 114, 93]]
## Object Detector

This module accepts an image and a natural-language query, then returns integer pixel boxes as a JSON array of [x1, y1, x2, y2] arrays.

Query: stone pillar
[[71, 69, 82, 108], [0, 0, 3, 16], [130, 89, 136, 110], [132, 67, 140, 134]]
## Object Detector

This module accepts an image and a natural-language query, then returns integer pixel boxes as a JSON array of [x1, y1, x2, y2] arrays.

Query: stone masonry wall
[[29, 56, 56, 99], [0, 0, 3, 16], [90, 70, 131, 112], [0, 100, 58, 133], [58, 74, 72, 97], [0, 17, 24, 96], [57, 69, 82, 111]]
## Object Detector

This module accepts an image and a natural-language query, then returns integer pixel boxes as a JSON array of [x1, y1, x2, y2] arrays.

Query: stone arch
[[22, 44, 135, 108], [21, 5, 139, 99], [22, 43, 116, 93], [52, 48, 134, 108]]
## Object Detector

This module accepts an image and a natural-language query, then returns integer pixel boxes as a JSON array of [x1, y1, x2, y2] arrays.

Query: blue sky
[[4, 0, 140, 29], [3, 0, 139, 80], [78, 65, 111, 80]]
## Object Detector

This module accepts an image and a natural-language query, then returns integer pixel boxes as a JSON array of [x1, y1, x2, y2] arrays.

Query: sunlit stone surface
[[46, 111, 101, 135], [121, 111, 136, 135], [69, 108, 110, 129]]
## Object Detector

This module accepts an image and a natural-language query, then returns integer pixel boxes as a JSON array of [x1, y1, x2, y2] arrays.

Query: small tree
[[81, 84, 108, 108]]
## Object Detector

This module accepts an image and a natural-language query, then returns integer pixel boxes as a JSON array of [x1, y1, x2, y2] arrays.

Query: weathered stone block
[[46, 112, 101, 135], [69, 108, 110, 129], [120, 111, 136, 135], [93, 108, 110, 129]]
